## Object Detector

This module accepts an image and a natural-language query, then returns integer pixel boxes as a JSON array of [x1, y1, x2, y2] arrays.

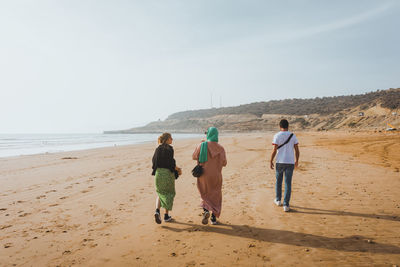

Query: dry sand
[[0, 131, 399, 266]]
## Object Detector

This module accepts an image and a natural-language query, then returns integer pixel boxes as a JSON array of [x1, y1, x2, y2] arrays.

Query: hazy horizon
[[1, 1, 399, 133]]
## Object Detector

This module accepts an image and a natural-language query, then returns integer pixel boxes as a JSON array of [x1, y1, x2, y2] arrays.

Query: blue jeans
[[275, 163, 294, 206]]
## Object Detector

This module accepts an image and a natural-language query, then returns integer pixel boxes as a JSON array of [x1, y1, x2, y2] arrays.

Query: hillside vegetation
[[168, 88, 400, 120], [105, 88, 400, 133]]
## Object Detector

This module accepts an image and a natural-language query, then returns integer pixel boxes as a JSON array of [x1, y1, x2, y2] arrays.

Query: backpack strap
[[277, 133, 293, 149]]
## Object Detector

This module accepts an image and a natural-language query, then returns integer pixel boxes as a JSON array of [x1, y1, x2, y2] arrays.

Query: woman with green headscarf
[[192, 127, 227, 225]]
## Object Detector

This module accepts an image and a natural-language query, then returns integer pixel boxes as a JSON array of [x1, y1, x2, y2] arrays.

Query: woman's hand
[[175, 166, 182, 175]]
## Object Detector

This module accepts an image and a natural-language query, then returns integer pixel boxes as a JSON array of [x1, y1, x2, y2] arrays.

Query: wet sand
[[0, 131, 399, 266]]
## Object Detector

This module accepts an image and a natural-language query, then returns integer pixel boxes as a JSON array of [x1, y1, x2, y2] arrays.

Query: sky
[[0, 0, 399, 133]]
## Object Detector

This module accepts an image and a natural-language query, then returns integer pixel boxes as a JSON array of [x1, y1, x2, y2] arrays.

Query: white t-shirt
[[272, 131, 298, 164]]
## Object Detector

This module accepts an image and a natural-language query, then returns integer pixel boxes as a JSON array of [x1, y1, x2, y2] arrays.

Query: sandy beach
[[0, 131, 399, 266]]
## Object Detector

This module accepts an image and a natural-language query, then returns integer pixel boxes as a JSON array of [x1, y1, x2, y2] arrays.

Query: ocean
[[0, 133, 202, 158]]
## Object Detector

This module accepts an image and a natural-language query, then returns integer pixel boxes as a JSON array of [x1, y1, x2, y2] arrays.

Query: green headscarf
[[199, 127, 219, 163]]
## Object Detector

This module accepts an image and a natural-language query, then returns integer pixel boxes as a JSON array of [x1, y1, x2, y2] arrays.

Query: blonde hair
[[158, 132, 171, 145]]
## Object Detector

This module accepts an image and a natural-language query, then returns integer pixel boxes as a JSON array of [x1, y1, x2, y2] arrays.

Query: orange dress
[[192, 141, 227, 217]]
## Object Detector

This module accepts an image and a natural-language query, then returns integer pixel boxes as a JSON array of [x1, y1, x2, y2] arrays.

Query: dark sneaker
[[164, 214, 173, 222], [202, 211, 210, 225], [154, 210, 161, 224], [211, 214, 217, 225]]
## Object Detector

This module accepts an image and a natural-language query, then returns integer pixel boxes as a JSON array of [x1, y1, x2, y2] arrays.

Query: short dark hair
[[279, 119, 289, 129]]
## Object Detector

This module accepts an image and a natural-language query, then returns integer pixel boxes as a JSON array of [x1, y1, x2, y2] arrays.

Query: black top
[[152, 144, 178, 177]]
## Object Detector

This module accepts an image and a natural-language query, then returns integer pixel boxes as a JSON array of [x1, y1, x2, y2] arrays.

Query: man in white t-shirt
[[270, 119, 300, 212]]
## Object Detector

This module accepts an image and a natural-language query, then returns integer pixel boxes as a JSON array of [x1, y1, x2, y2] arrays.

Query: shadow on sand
[[291, 206, 400, 222], [162, 221, 400, 254]]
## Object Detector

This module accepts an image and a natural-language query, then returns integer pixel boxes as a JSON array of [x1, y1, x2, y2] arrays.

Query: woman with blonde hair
[[192, 127, 227, 225], [152, 133, 181, 224]]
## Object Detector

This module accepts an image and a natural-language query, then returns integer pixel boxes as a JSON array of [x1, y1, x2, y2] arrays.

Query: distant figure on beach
[[152, 133, 182, 224], [192, 127, 227, 225], [270, 119, 300, 212]]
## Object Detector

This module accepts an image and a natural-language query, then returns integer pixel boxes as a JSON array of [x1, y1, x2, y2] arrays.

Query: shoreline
[[0, 131, 266, 160], [0, 133, 204, 160]]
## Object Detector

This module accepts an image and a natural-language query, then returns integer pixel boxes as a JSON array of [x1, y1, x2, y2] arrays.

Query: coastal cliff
[[105, 88, 400, 133]]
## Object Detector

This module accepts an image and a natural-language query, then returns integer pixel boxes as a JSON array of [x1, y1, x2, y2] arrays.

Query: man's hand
[[294, 144, 300, 169], [270, 144, 278, 170]]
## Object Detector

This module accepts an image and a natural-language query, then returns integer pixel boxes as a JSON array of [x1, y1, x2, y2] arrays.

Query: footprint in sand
[[36, 195, 46, 199], [49, 204, 59, 207], [0, 208, 7, 211], [4, 243, 12, 248], [59, 196, 68, 200], [45, 190, 57, 194], [18, 212, 31, 217], [62, 157, 78, 160], [81, 190, 89, 193], [0, 225, 12, 230]]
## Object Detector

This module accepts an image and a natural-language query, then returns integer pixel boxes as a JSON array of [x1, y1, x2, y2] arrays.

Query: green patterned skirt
[[155, 168, 176, 211]]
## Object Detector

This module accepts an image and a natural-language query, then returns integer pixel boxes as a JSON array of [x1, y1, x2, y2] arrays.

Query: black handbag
[[191, 164, 203, 178]]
